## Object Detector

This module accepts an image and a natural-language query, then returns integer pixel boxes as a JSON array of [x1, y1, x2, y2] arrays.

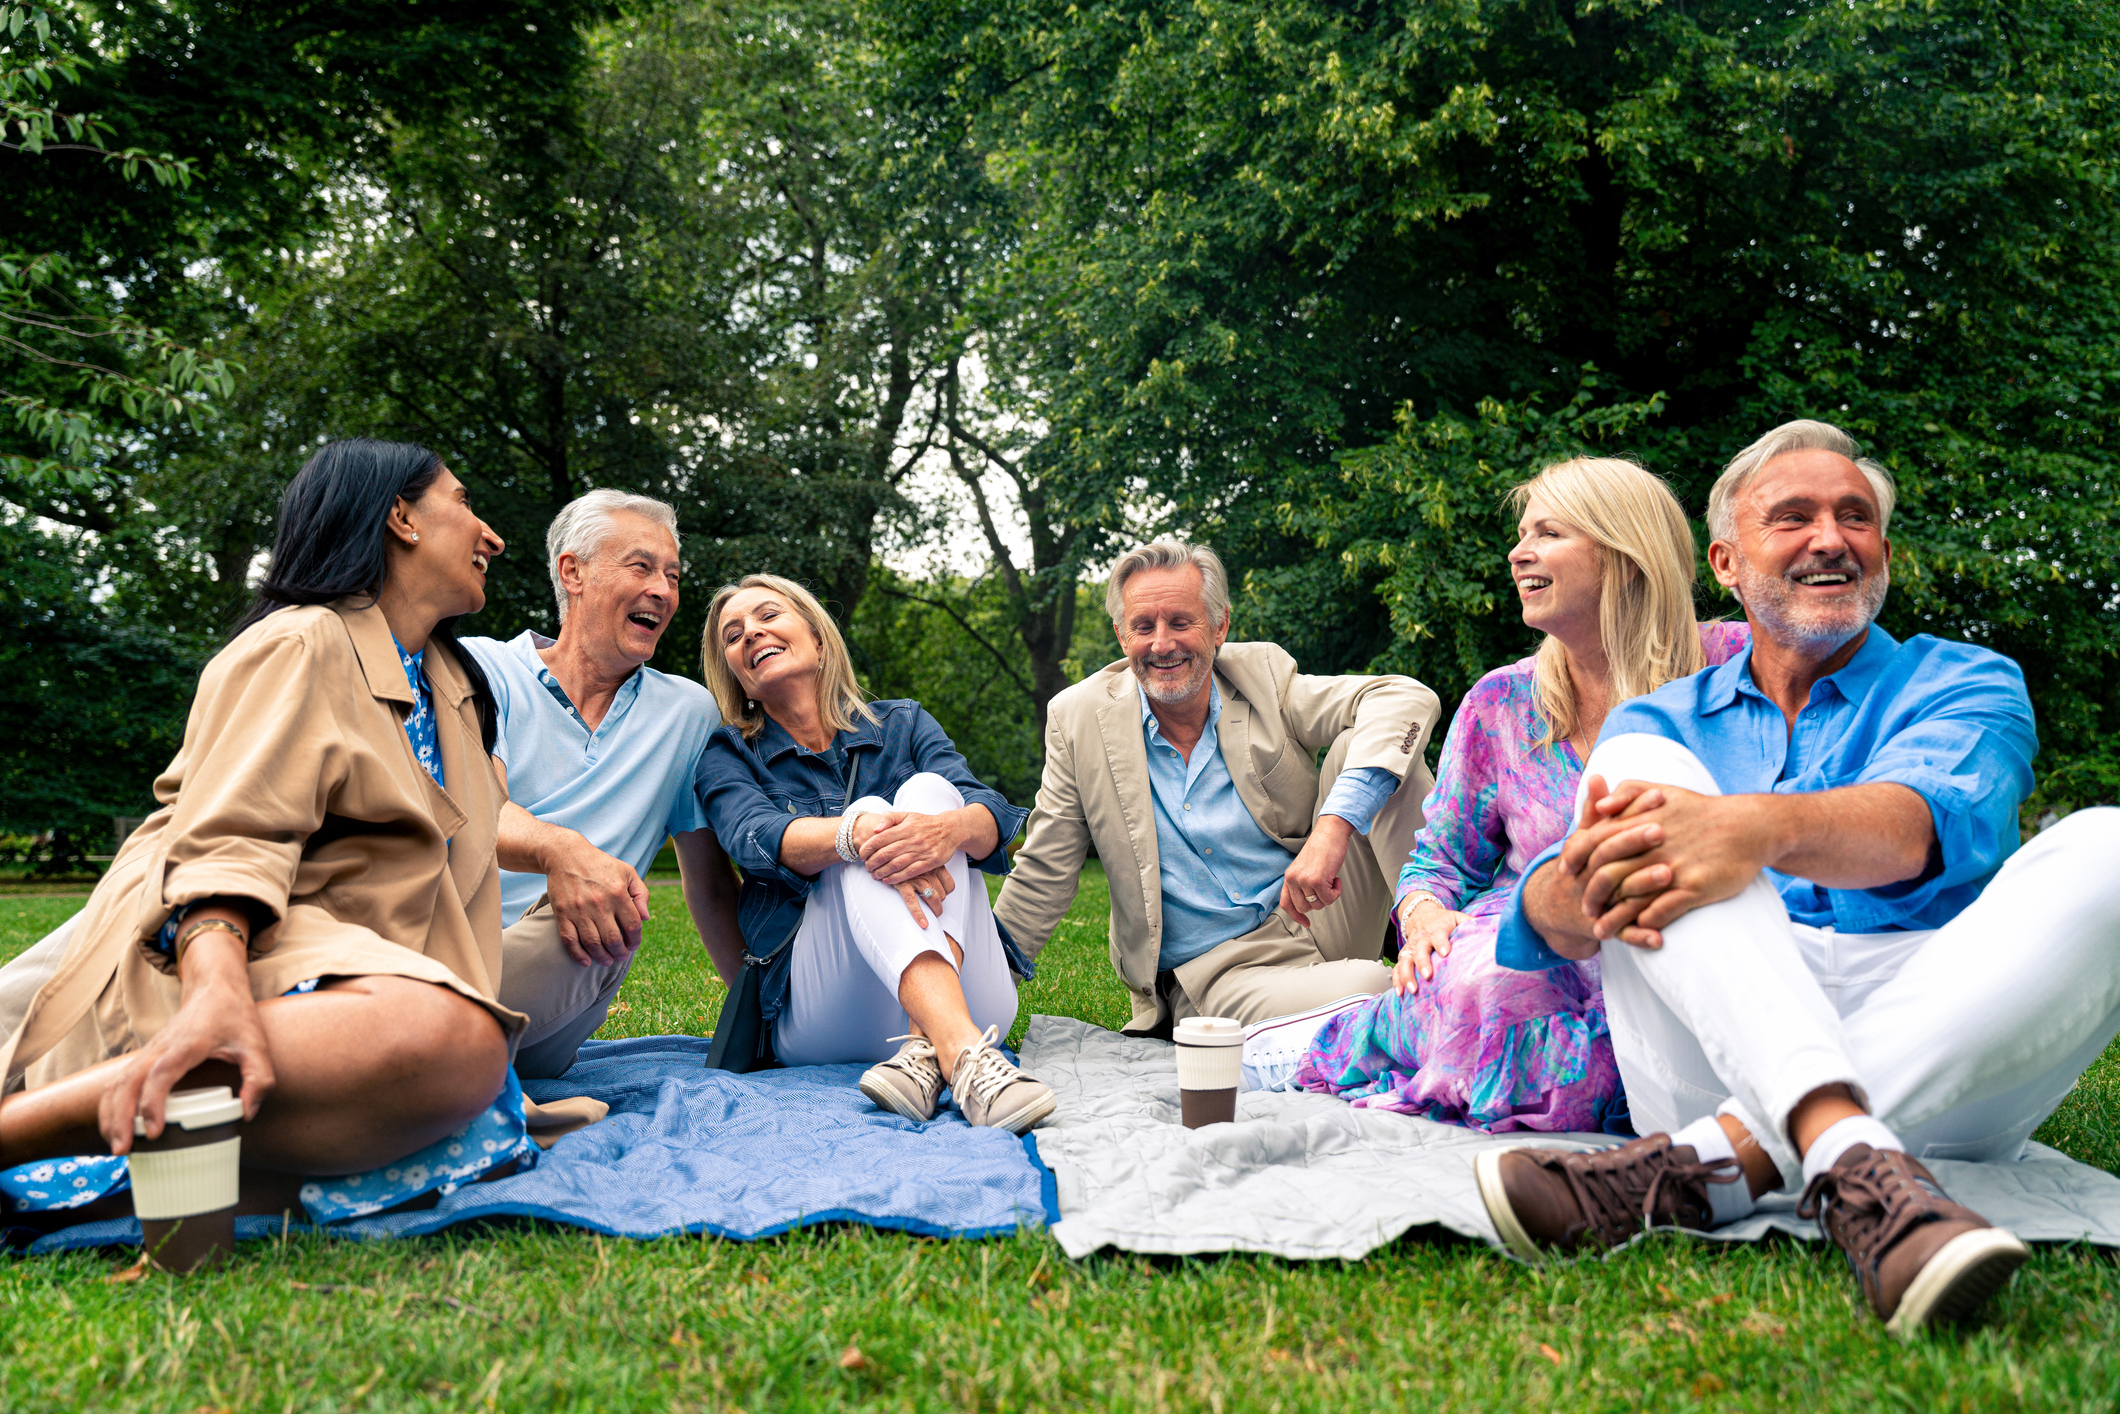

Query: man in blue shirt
[[462, 490, 741, 1079], [1476, 420, 2120, 1336], [997, 541, 1441, 1034]]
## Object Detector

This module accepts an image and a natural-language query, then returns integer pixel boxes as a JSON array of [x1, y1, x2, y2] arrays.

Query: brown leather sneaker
[[1797, 1144, 2028, 1335], [1474, 1134, 1741, 1262]]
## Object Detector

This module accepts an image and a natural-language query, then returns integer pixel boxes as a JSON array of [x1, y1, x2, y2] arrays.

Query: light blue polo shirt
[[460, 632, 720, 927]]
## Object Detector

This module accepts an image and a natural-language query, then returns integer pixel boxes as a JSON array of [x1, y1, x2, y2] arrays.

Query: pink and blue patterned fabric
[[1292, 621, 1751, 1132]]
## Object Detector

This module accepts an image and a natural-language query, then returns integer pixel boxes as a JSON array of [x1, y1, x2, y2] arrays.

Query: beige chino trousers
[[499, 901, 639, 1079]]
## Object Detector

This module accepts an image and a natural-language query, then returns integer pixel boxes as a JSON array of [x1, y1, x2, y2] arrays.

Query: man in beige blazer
[[995, 541, 1440, 1034]]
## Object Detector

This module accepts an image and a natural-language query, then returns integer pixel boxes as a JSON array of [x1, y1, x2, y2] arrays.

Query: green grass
[[4, 866, 2120, 1412]]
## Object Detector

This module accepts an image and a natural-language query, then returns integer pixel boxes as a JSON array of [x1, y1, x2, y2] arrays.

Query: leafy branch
[[0, 3, 236, 488]]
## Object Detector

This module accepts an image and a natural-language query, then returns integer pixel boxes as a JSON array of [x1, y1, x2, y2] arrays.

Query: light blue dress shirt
[[1142, 680, 1401, 970], [461, 632, 720, 928], [1497, 627, 2038, 972]]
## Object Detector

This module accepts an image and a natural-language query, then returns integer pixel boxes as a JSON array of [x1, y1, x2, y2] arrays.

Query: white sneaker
[[1240, 994, 1373, 1092], [859, 1034, 944, 1121], [949, 1026, 1058, 1134]]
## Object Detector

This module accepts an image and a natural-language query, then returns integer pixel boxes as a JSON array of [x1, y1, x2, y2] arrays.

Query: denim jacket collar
[[754, 708, 884, 766]]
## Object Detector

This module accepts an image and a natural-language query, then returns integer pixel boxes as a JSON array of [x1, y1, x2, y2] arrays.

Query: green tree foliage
[[0, 3, 236, 488], [0, 518, 201, 866], [851, 565, 1115, 804], [0, 0, 610, 856], [1258, 372, 1669, 711], [880, 0, 2120, 811], [294, 0, 990, 667]]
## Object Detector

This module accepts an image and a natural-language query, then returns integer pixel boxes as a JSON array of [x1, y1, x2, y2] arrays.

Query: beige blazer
[[1, 598, 524, 1093], [994, 641, 1440, 1014]]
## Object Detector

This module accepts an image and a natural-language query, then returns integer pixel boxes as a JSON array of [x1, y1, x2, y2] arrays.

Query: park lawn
[[1, 869, 2117, 1412]]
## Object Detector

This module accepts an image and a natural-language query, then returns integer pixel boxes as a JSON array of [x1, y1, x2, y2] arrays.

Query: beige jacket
[[1, 599, 524, 1092], [994, 641, 1440, 1021]]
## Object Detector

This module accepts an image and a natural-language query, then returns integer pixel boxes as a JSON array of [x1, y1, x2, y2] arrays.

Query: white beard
[[1732, 551, 1889, 653], [1134, 649, 1215, 705]]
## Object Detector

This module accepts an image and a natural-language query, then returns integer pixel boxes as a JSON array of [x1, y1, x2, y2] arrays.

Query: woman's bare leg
[[0, 977, 509, 1174], [899, 934, 987, 1081]]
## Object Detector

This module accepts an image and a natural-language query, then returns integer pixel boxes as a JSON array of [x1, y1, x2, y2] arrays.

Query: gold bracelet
[[174, 917, 247, 967]]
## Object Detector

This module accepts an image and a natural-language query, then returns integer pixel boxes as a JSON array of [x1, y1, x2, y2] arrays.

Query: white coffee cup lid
[[134, 1085, 244, 1136], [1173, 1016, 1245, 1047]]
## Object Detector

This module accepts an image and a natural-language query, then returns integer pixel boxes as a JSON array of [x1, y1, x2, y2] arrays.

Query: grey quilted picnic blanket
[[1020, 1014, 2120, 1261]]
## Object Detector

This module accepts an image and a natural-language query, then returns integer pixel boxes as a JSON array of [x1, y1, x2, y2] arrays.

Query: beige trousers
[[499, 902, 636, 1080], [1139, 731, 1424, 1031]]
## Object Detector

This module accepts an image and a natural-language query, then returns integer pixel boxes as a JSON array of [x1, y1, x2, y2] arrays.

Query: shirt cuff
[[1495, 840, 1571, 972], [1319, 766, 1399, 835]]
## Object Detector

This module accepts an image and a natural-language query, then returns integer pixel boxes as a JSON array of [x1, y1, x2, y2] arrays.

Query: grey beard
[[1734, 556, 1889, 653], [1134, 650, 1214, 705]]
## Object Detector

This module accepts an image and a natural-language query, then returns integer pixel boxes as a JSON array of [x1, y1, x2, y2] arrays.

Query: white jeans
[[1583, 733, 2120, 1190], [772, 773, 1019, 1067]]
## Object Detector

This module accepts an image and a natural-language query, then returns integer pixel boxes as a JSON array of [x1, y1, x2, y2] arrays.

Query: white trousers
[[773, 773, 1019, 1067], [1584, 733, 2120, 1190]]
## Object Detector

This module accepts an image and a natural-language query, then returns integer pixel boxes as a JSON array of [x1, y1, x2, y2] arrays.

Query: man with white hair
[[1476, 419, 2120, 1335], [996, 540, 1441, 1034], [463, 489, 741, 1079]]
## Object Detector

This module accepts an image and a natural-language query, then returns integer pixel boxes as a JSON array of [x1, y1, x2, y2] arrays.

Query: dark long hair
[[235, 438, 498, 751]]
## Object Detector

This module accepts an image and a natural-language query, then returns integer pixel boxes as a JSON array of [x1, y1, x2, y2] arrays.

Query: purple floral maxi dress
[[1292, 622, 1751, 1132]]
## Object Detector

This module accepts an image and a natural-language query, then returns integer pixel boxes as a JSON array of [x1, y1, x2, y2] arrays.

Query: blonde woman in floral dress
[[1290, 457, 1747, 1132]]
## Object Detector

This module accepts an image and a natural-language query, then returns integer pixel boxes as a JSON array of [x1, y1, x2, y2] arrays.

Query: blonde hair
[[1707, 418, 1895, 544], [701, 574, 878, 742], [1510, 457, 1707, 750]]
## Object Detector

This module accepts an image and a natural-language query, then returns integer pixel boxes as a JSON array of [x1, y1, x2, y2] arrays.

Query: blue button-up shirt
[[1498, 627, 2038, 971], [1144, 681, 1401, 970], [461, 632, 718, 927], [694, 699, 1032, 1025]]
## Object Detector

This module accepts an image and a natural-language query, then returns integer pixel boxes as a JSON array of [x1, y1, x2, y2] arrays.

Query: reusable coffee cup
[[1173, 1016, 1245, 1128], [129, 1085, 244, 1272]]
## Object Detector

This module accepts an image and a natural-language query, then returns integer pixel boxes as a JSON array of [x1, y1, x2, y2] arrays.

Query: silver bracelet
[[834, 811, 867, 864]]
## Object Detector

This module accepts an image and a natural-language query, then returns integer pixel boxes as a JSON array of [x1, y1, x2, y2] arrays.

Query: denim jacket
[[694, 699, 1033, 1029]]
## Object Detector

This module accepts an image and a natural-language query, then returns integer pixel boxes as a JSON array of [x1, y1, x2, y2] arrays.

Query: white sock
[[1801, 1114, 1902, 1187], [1671, 1116, 1755, 1226]]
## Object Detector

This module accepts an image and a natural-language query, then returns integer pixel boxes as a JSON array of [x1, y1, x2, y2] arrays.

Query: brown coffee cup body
[[1179, 1087, 1237, 1128], [131, 1119, 240, 1272]]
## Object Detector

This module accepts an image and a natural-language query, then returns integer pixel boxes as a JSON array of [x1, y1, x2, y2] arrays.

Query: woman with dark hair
[[0, 438, 534, 1229]]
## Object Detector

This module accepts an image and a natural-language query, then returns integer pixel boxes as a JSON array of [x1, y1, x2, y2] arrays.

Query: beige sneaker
[[859, 1034, 943, 1122], [949, 1025, 1057, 1134]]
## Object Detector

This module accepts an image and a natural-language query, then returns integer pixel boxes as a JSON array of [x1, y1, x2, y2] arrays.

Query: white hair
[[1707, 419, 1897, 544], [546, 488, 681, 623], [1105, 540, 1231, 627]]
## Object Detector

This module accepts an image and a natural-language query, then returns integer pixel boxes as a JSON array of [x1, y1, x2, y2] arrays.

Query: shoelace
[[1797, 1150, 1939, 1259], [1557, 1140, 1740, 1243], [880, 1033, 941, 1086], [952, 1025, 1020, 1107]]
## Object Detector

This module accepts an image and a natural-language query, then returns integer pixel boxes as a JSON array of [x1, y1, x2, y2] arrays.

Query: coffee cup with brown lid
[[1173, 1016, 1245, 1128], [130, 1085, 244, 1272]]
